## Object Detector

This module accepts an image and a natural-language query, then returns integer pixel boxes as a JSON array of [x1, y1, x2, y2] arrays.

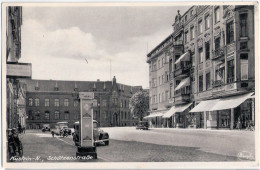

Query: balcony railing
[[212, 80, 224, 88], [174, 93, 190, 104], [213, 47, 225, 59], [174, 62, 191, 77], [173, 40, 183, 46]]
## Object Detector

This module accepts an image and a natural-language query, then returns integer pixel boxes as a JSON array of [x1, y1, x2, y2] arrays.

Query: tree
[[129, 90, 149, 121]]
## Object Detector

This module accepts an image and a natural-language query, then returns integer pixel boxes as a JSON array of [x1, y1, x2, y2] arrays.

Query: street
[[16, 127, 255, 162]]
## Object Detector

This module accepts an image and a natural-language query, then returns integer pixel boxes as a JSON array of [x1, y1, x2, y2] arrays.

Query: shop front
[[190, 92, 254, 130], [144, 111, 165, 128]]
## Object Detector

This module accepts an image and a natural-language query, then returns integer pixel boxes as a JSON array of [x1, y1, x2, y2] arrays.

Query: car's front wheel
[[104, 141, 109, 145]]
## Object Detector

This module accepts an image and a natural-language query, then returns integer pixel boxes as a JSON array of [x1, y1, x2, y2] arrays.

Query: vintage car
[[73, 120, 109, 146], [136, 121, 149, 130], [51, 122, 71, 136], [42, 124, 51, 132]]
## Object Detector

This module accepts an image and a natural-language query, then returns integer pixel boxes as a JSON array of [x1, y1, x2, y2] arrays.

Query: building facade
[[6, 6, 28, 129], [146, 5, 255, 130], [19, 76, 141, 129]]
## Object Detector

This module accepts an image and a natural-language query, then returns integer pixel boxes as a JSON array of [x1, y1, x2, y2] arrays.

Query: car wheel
[[104, 141, 109, 145]]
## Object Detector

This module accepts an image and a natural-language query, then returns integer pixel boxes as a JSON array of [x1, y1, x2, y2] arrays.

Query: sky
[[20, 5, 191, 88]]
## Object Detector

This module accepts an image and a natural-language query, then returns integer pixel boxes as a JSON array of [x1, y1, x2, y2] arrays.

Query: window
[[74, 100, 79, 107], [34, 111, 40, 120], [240, 42, 248, 50], [121, 100, 123, 108], [102, 99, 107, 107], [184, 31, 188, 43], [215, 37, 220, 50], [64, 99, 69, 107], [240, 54, 248, 80], [169, 59, 173, 73], [158, 93, 161, 103], [162, 92, 164, 102], [205, 15, 210, 30], [199, 48, 203, 63], [191, 10, 194, 15], [198, 20, 203, 34], [185, 15, 188, 21], [54, 99, 59, 107], [125, 100, 127, 108], [45, 111, 50, 120], [190, 26, 195, 40], [162, 57, 164, 66], [35, 98, 40, 107], [227, 60, 235, 83], [191, 53, 195, 66], [64, 112, 70, 120], [227, 21, 234, 44], [199, 75, 203, 92], [28, 110, 33, 120], [165, 91, 169, 100], [54, 111, 60, 119], [74, 113, 79, 120], [152, 63, 157, 71], [214, 7, 220, 23], [205, 42, 210, 60], [240, 13, 248, 37], [29, 98, 33, 106], [45, 99, 49, 107], [158, 76, 161, 85], [113, 98, 118, 105], [162, 75, 164, 84], [206, 72, 211, 90], [158, 59, 161, 69]]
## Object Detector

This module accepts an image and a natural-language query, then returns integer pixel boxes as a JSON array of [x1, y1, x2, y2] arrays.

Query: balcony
[[174, 93, 190, 105], [174, 62, 191, 78], [212, 80, 224, 88], [173, 40, 183, 46], [212, 47, 225, 60]]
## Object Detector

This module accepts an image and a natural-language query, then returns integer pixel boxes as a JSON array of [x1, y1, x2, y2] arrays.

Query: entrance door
[[113, 113, 118, 127]]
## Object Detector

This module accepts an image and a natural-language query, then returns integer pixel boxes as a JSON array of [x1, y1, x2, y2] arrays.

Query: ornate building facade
[[19, 76, 141, 129], [146, 5, 255, 130]]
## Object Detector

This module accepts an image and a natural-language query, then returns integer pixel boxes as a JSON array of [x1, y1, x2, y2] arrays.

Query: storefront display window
[[218, 110, 230, 128]]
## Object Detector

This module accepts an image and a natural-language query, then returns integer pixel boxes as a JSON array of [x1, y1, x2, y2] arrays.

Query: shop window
[[240, 13, 248, 37], [54, 111, 60, 120], [45, 111, 50, 120], [35, 98, 40, 107], [227, 60, 235, 83], [28, 98, 33, 106], [54, 99, 59, 107], [45, 99, 49, 107], [205, 15, 210, 30], [199, 48, 203, 63], [199, 75, 203, 92], [240, 54, 248, 80], [214, 7, 220, 23], [64, 99, 69, 107], [205, 42, 210, 60], [227, 21, 234, 44], [206, 72, 211, 90]]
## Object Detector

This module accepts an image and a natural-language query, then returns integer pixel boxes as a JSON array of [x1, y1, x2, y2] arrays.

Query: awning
[[189, 92, 254, 112], [163, 103, 192, 118], [144, 112, 164, 119], [209, 92, 254, 111], [189, 99, 220, 112], [175, 52, 189, 64], [175, 77, 190, 91]]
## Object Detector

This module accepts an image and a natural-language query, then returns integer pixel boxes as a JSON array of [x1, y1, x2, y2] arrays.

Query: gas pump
[[76, 92, 97, 159]]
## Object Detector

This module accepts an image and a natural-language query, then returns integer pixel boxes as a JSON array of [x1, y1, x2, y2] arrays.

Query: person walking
[[51, 131, 54, 138], [236, 117, 241, 130]]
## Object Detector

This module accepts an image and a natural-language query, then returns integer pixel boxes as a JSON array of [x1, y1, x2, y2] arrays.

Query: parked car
[[73, 120, 109, 146], [42, 124, 51, 132], [51, 122, 71, 136], [136, 121, 149, 130]]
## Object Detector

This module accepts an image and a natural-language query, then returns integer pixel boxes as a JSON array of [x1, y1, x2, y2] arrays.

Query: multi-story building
[[6, 6, 29, 129], [19, 76, 141, 129], [146, 5, 255, 130]]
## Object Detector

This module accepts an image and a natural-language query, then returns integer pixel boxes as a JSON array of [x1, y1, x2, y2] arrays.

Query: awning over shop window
[[163, 103, 192, 118], [189, 92, 254, 112], [189, 99, 220, 112], [209, 92, 253, 111], [175, 77, 190, 91], [144, 111, 165, 119], [175, 52, 189, 64]]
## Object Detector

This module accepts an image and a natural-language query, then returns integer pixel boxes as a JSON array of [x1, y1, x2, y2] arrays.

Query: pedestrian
[[236, 117, 241, 130], [51, 131, 54, 138]]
